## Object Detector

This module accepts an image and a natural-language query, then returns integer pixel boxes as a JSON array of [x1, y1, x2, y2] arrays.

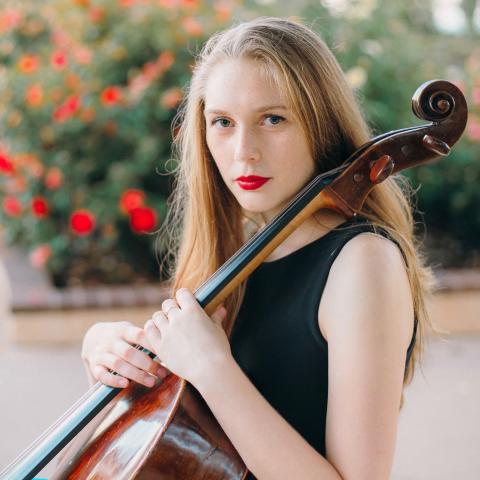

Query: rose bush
[[0, 0, 238, 286], [1, 0, 479, 289]]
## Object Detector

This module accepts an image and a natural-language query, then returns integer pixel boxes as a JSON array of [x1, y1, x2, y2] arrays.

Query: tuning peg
[[423, 134, 451, 156], [369, 155, 394, 184]]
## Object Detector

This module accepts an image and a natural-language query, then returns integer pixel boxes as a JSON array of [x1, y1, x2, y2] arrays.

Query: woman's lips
[[235, 175, 270, 191]]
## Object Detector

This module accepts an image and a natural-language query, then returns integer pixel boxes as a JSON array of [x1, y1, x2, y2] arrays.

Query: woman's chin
[[232, 188, 288, 218], [238, 201, 282, 219]]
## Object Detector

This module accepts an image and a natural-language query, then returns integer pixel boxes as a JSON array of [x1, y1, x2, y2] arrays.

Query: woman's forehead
[[203, 58, 289, 112]]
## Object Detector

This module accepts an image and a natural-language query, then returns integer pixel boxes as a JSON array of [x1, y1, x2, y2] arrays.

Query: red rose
[[129, 207, 157, 233], [70, 209, 96, 236], [51, 51, 67, 69], [53, 94, 81, 122], [0, 153, 15, 174], [25, 84, 44, 108], [3, 195, 22, 216], [53, 105, 70, 123], [120, 188, 145, 214], [32, 196, 49, 218], [65, 94, 81, 113], [45, 167, 63, 189], [18, 54, 39, 74], [100, 86, 122, 106]]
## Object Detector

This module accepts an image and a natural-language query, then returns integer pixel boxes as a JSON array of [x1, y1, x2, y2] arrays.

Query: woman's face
[[204, 57, 316, 221]]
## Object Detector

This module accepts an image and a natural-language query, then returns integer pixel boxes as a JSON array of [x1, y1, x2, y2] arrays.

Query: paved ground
[[0, 333, 479, 479], [392, 333, 480, 479]]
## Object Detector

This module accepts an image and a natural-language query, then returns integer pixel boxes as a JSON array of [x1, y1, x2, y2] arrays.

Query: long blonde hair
[[159, 17, 436, 408]]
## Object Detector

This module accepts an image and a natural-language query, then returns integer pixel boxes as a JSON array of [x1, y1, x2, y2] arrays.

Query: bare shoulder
[[318, 231, 414, 349]]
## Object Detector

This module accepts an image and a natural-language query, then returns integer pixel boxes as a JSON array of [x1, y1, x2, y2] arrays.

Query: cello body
[[55, 376, 247, 479]]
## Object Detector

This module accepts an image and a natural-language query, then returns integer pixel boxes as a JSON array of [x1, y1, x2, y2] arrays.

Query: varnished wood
[[59, 377, 245, 479]]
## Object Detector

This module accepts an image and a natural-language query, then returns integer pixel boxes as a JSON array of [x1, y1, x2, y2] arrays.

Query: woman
[[81, 17, 434, 479]]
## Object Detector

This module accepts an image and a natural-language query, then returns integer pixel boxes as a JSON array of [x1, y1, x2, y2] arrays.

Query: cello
[[0, 79, 467, 479]]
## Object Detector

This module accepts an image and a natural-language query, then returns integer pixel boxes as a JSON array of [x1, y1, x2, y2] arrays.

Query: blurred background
[[0, 0, 479, 478]]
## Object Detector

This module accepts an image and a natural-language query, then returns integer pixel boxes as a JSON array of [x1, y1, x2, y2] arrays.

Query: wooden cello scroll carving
[[321, 79, 467, 218]]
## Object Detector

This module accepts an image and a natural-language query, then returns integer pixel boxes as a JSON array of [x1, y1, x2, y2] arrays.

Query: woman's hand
[[81, 321, 170, 389], [144, 287, 231, 387]]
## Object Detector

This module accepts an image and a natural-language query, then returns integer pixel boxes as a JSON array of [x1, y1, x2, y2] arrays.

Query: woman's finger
[[175, 287, 199, 311], [122, 324, 154, 352], [112, 341, 160, 377], [156, 363, 170, 379], [144, 319, 164, 356], [161, 298, 180, 316], [98, 352, 156, 388], [92, 365, 129, 389], [152, 310, 168, 331]]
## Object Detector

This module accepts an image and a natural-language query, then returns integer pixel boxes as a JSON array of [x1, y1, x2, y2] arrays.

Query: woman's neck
[[263, 209, 347, 262]]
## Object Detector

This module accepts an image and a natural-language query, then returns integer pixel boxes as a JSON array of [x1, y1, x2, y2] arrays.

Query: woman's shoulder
[[336, 230, 407, 276], [317, 229, 414, 349]]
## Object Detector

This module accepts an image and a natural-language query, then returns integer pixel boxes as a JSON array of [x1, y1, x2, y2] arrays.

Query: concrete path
[[0, 333, 479, 479]]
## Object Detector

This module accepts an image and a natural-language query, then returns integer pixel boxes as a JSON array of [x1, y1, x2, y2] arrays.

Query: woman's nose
[[233, 126, 260, 163]]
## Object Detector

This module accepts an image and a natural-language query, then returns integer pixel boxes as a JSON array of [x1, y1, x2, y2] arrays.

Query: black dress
[[230, 216, 417, 479]]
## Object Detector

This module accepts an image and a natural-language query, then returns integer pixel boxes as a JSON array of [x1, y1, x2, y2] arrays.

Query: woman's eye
[[210, 115, 285, 128], [211, 117, 231, 128], [264, 115, 285, 125]]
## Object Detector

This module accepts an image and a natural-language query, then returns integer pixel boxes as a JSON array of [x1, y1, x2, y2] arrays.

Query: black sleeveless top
[[230, 217, 417, 479]]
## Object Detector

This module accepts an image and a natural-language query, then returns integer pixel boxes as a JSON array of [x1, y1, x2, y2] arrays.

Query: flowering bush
[[0, 0, 238, 286], [1, 0, 479, 287]]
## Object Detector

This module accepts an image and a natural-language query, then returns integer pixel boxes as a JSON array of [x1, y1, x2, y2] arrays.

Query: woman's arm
[[193, 233, 414, 480], [318, 233, 414, 480]]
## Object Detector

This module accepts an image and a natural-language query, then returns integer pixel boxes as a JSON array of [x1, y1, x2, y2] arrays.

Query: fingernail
[[120, 379, 128, 388], [145, 377, 155, 387]]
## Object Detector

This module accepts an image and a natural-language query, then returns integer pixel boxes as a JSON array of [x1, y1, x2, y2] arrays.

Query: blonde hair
[[159, 17, 436, 409]]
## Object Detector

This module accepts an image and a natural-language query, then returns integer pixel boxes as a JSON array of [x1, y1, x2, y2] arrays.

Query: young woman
[[81, 17, 434, 479]]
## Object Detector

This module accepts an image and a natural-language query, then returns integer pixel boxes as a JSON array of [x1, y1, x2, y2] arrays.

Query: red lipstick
[[235, 175, 270, 191]]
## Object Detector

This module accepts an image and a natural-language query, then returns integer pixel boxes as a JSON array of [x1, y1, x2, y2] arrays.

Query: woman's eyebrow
[[204, 105, 288, 115]]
